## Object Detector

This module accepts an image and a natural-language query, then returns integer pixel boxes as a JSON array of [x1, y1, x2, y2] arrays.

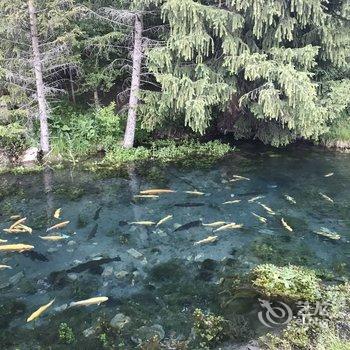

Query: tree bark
[[69, 66, 76, 104], [123, 14, 143, 149], [28, 0, 50, 155], [94, 89, 100, 109]]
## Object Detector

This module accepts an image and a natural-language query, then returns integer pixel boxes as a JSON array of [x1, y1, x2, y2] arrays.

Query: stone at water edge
[[19, 147, 38, 164], [110, 313, 131, 330], [127, 248, 143, 259], [115, 270, 128, 279], [132, 324, 165, 344]]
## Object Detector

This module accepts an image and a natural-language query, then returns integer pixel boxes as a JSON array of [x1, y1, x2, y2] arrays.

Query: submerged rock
[[83, 326, 96, 338], [9, 272, 24, 285], [110, 313, 131, 329], [127, 248, 143, 259], [132, 324, 165, 344], [115, 270, 128, 279]]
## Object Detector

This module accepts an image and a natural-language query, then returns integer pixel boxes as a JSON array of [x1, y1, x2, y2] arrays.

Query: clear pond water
[[0, 144, 349, 349]]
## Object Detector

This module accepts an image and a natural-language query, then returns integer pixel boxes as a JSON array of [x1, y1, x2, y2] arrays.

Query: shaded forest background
[[0, 0, 349, 161]]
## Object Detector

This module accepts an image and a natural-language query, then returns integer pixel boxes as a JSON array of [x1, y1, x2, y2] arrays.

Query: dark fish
[[87, 223, 98, 240], [119, 220, 128, 226], [174, 220, 202, 232], [93, 206, 102, 221], [66, 256, 121, 274], [23, 250, 49, 262], [174, 203, 205, 207]]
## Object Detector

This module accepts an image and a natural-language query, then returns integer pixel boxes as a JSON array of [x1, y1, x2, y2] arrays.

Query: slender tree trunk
[[94, 89, 100, 109], [28, 0, 50, 155], [123, 14, 143, 149], [69, 67, 76, 104]]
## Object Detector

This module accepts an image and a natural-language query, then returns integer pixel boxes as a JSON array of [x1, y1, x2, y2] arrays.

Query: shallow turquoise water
[[0, 144, 349, 348]]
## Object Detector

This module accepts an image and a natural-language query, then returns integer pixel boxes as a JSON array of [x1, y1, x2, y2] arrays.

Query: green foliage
[[192, 308, 225, 349], [140, 0, 350, 146], [251, 264, 321, 301], [0, 122, 27, 155], [102, 140, 231, 168], [50, 102, 123, 159], [58, 322, 75, 344]]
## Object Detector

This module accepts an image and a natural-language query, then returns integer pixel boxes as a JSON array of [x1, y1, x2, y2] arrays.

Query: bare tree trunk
[[123, 14, 143, 149], [69, 67, 76, 104], [28, 0, 50, 155], [94, 89, 100, 109]]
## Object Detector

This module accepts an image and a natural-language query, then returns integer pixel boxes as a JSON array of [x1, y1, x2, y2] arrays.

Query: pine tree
[[139, 0, 350, 146], [0, 0, 79, 155]]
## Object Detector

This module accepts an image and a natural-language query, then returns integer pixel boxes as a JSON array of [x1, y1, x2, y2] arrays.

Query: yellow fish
[[27, 299, 55, 322], [281, 218, 293, 232], [251, 212, 267, 223], [46, 221, 70, 232], [214, 223, 243, 232], [54, 208, 61, 219], [39, 235, 66, 241], [324, 173, 334, 177], [10, 215, 21, 220], [129, 221, 155, 226], [0, 264, 12, 270], [222, 200, 241, 205], [202, 221, 226, 227], [229, 175, 250, 182], [258, 202, 276, 215], [156, 215, 173, 227], [9, 217, 27, 230], [0, 239, 8, 243], [248, 195, 265, 203], [134, 195, 159, 199], [3, 228, 28, 234], [194, 235, 218, 245], [320, 193, 334, 203], [284, 195, 296, 204], [69, 296, 108, 307], [139, 189, 175, 195], [0, 244, 34, 252], [184, 191, 205, 196], [16, 224, 32, 234]]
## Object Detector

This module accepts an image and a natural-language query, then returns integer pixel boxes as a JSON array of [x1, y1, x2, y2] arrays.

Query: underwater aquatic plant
[[58, 322, 75, 344]]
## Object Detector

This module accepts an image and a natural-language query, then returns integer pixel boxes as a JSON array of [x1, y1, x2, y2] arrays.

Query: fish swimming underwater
[[46, 221, 70, 232], [10, 215, 21, 220], [284, 195, 296, 204], [0, 264, 12, 270], [139, 189, 175, 195], [184, 191, 205, 196], [87, 223, 98, 240], [174, 203, 205, 207], [222, 200, 241, 205], [156, 215, 173, 227], [23, 250, 49, 262], [251, 212, 267, 223], [0, 244, 34, 252], [258, 202, 276, 215], [248, 195, 265, 203], [9, 217, 27, 230], [324, 173, 334, 177], [320, 193, 334, 203], [27, 299, 55, 322], [129, 221, 155, 226], [281, 218, 293, 232], [194, 236, 218, 245], [202, 221, 226, 227], [39, 235, 66, 241], [54, 208, 61, 219], [314, 228, 341, 241], [174, 220, 202, 232], [93, 207, 102, 221], [0, 239, 8, 243], [69, 296, 108, 307], [66, 256, 121, 274], [134, 195, 159, 199], [229, 175, 250, 182], [213, 223, 243, 232]]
